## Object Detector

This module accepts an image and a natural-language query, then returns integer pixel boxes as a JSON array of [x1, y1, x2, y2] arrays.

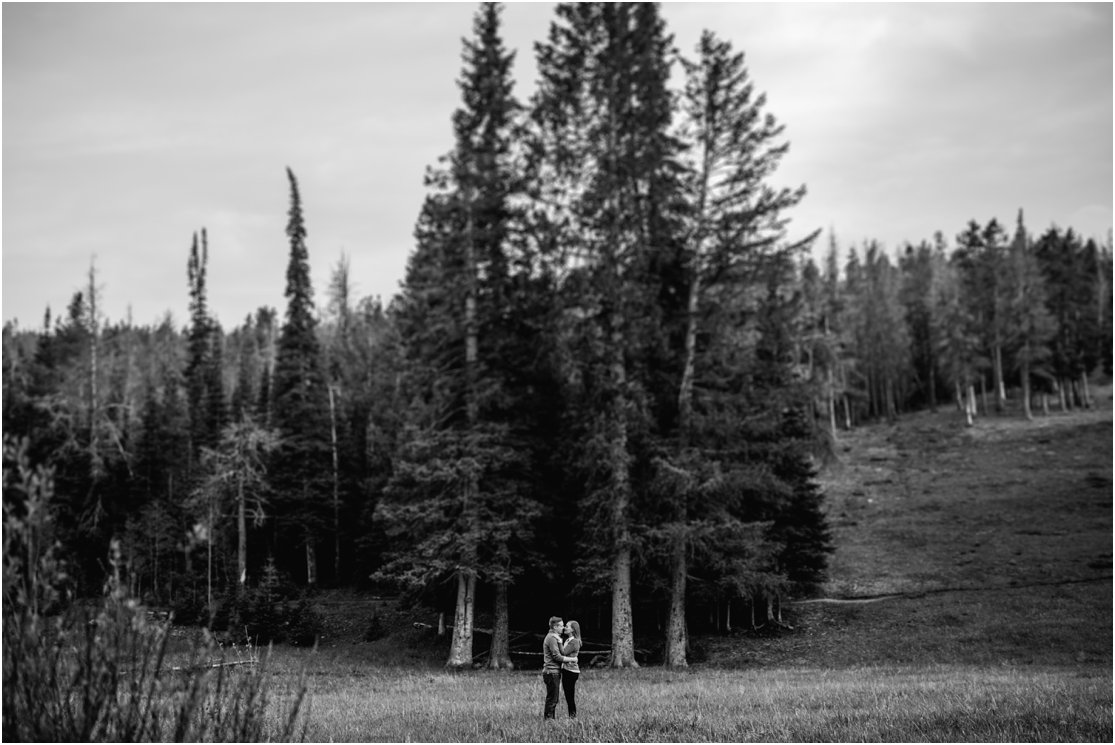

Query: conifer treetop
[[282, 167, 316, 333]]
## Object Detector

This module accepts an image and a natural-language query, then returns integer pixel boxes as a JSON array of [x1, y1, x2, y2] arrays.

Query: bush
[[284, 598, 324, 647], [166, 581, 208, 627], [229, 587, 289, 645], [224, 575, 322, 647], [2, 437, 308, 742], [364, 611, 387, 642]]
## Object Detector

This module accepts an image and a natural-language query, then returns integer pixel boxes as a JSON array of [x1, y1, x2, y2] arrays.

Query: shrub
[[284, 598, 323, 647], [224, 571, 321, 647], [166, 581, 208, 627], [363, 610, 386, 642], [229, 586, 289, 645], [2, 437, 308, 742]]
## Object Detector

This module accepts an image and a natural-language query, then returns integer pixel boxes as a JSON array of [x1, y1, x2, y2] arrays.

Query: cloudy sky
[[3, 2, 1111, 329]]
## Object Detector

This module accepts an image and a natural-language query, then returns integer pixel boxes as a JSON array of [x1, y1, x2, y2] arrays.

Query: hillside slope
[[705, 390, 1112, 669]]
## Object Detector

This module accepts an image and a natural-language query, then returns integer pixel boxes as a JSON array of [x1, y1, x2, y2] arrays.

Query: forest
[[3, 2, 1112, 674]]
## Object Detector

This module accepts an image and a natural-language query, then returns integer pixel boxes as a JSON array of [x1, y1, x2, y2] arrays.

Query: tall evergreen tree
[[185, 230, 222, 458], [932, 250, 981, 425], [1004, 210, 1055, 419], [899, 240, 938, 410], [821, 233, 855, 431], [375, 2, 540, 670], [675, 29, 813, 439], [1034, 227, 1103, 409], [953, 219, 1009, 411], [230, 314, 260, 423], [271, 168, 331, 585], [860, 243, 910, 420], [655, 31, 817, 666], [531, 1, 684, 668]]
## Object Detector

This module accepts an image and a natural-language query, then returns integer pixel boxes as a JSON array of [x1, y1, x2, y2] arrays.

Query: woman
[[560, 619, 582, 718]]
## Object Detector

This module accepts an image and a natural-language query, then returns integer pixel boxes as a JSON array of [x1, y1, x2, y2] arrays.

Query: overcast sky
[[3, 2, 1111, 329]]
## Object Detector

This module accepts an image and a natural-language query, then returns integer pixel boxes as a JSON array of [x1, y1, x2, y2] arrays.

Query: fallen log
[[413, 622, 494, 635], [171, 659, 257, 673]]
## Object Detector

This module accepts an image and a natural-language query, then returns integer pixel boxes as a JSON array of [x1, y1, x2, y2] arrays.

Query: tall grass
[[2, 437, 307, 742], [286, 663, 1110, 742]]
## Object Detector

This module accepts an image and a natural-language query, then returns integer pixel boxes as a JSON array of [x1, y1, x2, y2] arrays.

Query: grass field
[[253, 662, 1110, 742], [257, 392, 1112, 742]]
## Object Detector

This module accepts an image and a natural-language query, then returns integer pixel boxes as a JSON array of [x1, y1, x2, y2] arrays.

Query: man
[[542, 616, 576, 719]]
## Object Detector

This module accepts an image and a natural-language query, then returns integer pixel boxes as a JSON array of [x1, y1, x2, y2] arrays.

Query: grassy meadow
[[258, 396, 1112, 741], [253, 660, 1109, 742]]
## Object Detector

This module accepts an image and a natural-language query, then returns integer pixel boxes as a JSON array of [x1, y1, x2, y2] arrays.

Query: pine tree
[[1004, 210, 1055, 419], [675, 29, 813, 439], [1100, 234, 1113, 378], [230, 314, 260, 422], [859, 243, 910, 420], [531, 1, 685, 668], [821, 233, 855, 431], [192, 418, 279, 597], [130, 314, 190, 605], [1034, 227, 1103, 409], [669, 40, 819, 659], [376, 2, 540, 670], [271, 168, 331, 586], [932, 250, 981, 425], [253, 306, 278, 427], [185, 230, 222, 458], [899, 240, 938, 410], [953, 219, 1009, 411]]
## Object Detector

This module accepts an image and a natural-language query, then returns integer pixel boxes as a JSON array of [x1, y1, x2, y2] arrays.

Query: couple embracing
[[541, 616, 581, 720]]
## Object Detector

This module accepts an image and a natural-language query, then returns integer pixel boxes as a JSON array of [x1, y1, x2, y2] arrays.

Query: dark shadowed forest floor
[[312, 386, 1113, 674]]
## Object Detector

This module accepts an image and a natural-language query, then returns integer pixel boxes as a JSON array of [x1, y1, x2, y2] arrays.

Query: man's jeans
[[542, 672, 561, 718]]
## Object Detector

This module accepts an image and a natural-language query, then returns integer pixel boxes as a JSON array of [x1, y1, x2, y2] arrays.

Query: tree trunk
[[487, 580, 513, 670], [1021, 354, 1033, 421], [885, 376, 897, 422], [207, 495, 214, 615], [328, 384, 340, 582], [610, 539, 637, 668], [446, 570, 476, 670], [606, 320, 638, 669], [437, 611, 446, 637], [993, 343, 1006, 412], [305, 537, 317, 587], [1080, 371, 1092, 409], [928, 359, 938, 412], [678, 272, 701, 438], [965, 384, 976, 427], [237, 474, 247, 595], [87, 261, 101, 482], [827, 365, 838, 439], [663, 528, 688, 667]]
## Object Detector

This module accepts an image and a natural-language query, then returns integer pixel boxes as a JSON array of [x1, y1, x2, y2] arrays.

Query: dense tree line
[[797, 214, 1111, 435], [3, 2, 1110, 669]]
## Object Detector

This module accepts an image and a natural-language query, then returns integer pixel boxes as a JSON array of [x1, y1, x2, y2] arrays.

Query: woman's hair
[[566, 619, 581, 640]]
